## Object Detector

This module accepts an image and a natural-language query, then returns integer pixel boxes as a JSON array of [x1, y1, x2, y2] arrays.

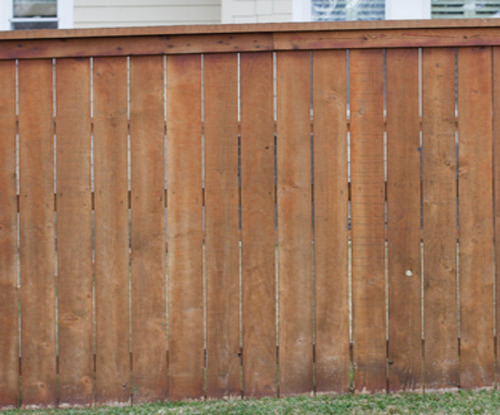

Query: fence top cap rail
[[1, 18, 500, 41]]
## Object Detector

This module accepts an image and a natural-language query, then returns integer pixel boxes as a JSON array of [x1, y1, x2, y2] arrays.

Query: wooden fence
[[1, 18, 500, 408]]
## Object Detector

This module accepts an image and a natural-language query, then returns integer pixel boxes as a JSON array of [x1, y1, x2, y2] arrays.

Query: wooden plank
[[167, 54, 204, 400], [312, 50, 350, 394], [3, 18, 500, 41], [18, 59, 57, 407], [0, 34, 272, 61], [422, 47, 459, 391], [240, 52, 276, 398], [56, 58, 94, 406], [276, 50, 313, 396], [386, 48, 422, 392], [0, 60, 19, 408], [273, 27, 500, 52], [457, 46, 494, 389], [494, 46, 500, 388], [204, 53, 240, 399], [93, 56, 130, 405], [350, 48, 386, 393], [6, 26, 500, 61], [130, 55, 167, 403]]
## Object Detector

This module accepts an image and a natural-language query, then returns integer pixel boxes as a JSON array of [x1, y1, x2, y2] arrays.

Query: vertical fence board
[[130, 55, 167, 403], [18, 59, 57, 407], [93, 57, 130, 405], [204, 53, 240, 398], [312, 50, 350, 394], [56, 58, 94, 406], [494, 47, 500, 387], [422, 47, 459, 391], [3, 27, 500, 409], [0, 60, 19, 408], [276, 51, 313, 396], [386, 48, 422, 392], [350, 49, 386, 393], [240, 52, 277, 398], [457, 47, 494, 389], [167, 54, 204, 400]]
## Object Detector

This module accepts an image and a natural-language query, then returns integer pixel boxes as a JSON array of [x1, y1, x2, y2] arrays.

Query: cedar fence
[[1, 18, 500, 408]]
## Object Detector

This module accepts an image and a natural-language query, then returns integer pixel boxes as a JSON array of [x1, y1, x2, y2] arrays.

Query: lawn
[[2, 390, 499, 414]]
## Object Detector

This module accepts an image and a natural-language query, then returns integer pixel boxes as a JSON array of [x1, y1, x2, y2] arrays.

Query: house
[[1, 0, 498, 31]]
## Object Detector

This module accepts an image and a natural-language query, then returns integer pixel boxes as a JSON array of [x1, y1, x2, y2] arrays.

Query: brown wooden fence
[[0, 18, 500, 408]]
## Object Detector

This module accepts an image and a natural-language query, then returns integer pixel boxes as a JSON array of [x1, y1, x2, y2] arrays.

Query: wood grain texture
[[272, 27, 500, 51], [5, 26, 500, 61], [422, 47, 459, 391], [494, 47, 500, 387], [0, 34, 272, 61], [0, 60, 19, 408], [18, 59, 57, 407], [204, 53, 240, 398], [240, 52, 277, 398], [130, 55, 167, 403], [56, 58, 94, 406], [457, 47, 494, 389], [93, 57, 130, 405], [4, 18, 498, 40], [167, 54, 204, 400], [386, 48, 422, 392], [312, 49, 350, 394], [2, 18, 500, 41], [276, 51, 313, 396], [350, 49, 386, 393]]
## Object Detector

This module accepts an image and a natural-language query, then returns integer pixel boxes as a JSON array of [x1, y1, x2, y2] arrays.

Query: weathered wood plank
[[56, 57, 94, 406], [350, 48, 386, 393], [422, 47, 459, 391], [0, 60, 19, 408], [0, 34, 272, 61], [386, 48, 422, 392], [312, 49, 350, 394], [240, 52, 277, 398], [494, 46, 500, 389], [19, 59, 57, 407], [457, 46, 494, 389], [5, 25, 500, 60], [4, 18, 500, 41], [93, 57, 130, 405], [204, 53, 240, 399], [2, 18, 500, 41], [130, 55, 167, 403], [273, 27, 500, 51], [276, 50, 313, 396], [167, 54, 204, 400]]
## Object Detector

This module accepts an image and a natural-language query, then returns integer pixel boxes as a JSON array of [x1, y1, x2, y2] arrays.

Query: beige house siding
[[222, 0, 293, 23], [73, 0, 222, 28]]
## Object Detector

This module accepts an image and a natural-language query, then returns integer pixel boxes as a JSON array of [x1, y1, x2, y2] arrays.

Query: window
[[0, 0, 73, 30], [293, 0, 431, 21], [294, 0, 500, 21], [431, 0, 500, 18], [312, 0, 385, 21]]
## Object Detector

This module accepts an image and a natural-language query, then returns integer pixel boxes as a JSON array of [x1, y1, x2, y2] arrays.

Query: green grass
[[2, 390, 499, 414]]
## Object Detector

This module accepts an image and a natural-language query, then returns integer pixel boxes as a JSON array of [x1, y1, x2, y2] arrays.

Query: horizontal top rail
[[0, 18, 500, 59], [2, 18, 500, 40]]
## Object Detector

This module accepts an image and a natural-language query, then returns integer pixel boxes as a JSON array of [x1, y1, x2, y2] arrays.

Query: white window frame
[[0, 0, 73, 30], [293, 0, 312, 21], [57, 0, 73, 29], [293, 0, 431, 21], [386, 0, 430, 19]]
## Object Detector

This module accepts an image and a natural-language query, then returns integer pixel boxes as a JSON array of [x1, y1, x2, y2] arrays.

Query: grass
[[1, 390, 499, 414]]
